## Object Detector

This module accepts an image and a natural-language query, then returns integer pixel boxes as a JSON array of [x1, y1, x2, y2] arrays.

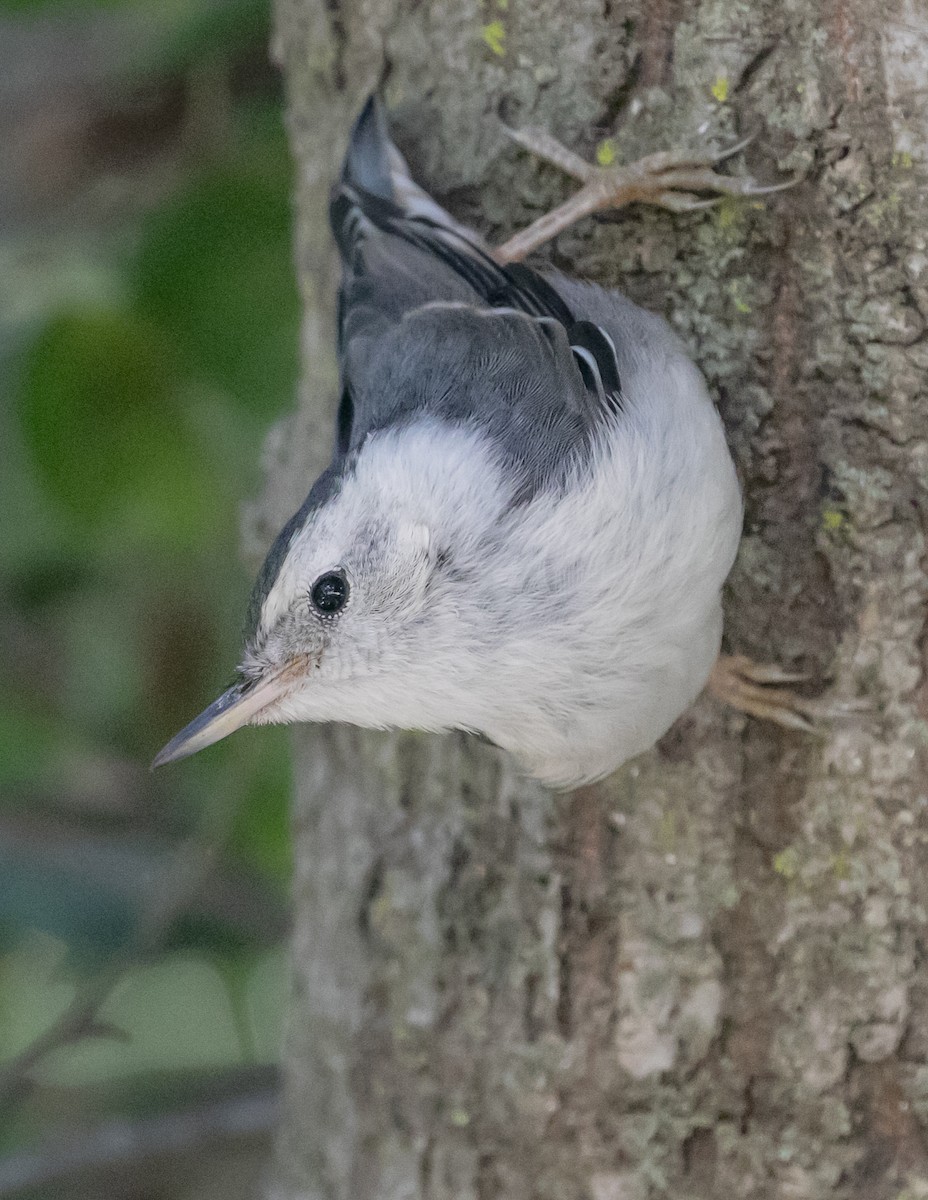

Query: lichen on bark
[[265, 0, 928, 1196]]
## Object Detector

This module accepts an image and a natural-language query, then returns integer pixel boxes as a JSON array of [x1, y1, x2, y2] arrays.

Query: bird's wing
[[327, 96, 624, 495]]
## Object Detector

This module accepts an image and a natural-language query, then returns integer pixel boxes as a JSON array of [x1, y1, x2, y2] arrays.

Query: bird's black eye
[[311, 571, 349, 615]]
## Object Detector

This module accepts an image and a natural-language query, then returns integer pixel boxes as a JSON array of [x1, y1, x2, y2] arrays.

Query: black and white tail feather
[[330, 95, 624, 480]]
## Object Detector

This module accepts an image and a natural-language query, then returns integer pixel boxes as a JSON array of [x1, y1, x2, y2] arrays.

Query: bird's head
[[152, 422, 511, 767]]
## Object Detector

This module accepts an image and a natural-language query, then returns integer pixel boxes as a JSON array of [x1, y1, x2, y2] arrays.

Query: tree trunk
[[265, 1, 928, 1197]]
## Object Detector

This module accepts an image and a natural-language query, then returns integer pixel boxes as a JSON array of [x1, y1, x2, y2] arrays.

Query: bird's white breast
[[445, 353, 742, 787]]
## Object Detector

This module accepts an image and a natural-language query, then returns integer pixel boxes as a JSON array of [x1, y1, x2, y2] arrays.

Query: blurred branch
[[0, 836, 220, 1110], [0, 1073, 279, 1197]]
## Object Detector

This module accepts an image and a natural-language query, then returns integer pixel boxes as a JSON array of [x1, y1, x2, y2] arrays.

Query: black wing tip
[[355, 93, 384, 134], [342, 92, 394, 202], [330, 93, 402, 258], [568, 320, 623, 410]]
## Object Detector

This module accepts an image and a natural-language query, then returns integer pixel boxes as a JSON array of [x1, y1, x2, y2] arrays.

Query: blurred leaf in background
[[0, 0, 306, 1193]]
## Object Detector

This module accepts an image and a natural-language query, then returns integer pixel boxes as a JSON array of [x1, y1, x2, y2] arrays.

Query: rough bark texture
[[263, 1, 928, 1197]]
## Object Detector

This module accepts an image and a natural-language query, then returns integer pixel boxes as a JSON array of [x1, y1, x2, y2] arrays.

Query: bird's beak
[[151, 660, 304, 769]]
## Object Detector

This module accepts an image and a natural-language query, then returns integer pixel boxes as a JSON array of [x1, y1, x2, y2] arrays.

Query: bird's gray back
[[345, 301, 602, 496], [330, 98, 632, 497]]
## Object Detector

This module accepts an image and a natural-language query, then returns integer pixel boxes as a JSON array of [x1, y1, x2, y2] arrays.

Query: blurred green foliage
[[20, 308, 197, 532], [1, 0, 304, 1187], [135, 155, 298, 412]]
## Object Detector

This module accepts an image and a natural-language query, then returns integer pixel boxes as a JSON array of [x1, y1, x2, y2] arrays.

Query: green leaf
[[22, 948, 287, 1085], [16, 306, 216, 545], [123, 0, 271, 79], [132, 147, 299, 415], [0, 935, 75, 1065], [0, 700, 88, 796], [38, 956, 247, 1083], [17, 308, 171, 520]]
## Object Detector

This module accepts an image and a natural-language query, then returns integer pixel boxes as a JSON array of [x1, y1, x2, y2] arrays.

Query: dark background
[[1, 1, 300, 1195]]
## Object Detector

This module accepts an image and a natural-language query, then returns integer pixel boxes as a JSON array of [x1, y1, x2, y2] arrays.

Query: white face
[[150, 418, 520, 770], [245, 501, 437, 707], [149, 421, 513, 767], [244, 422, 511, 730]]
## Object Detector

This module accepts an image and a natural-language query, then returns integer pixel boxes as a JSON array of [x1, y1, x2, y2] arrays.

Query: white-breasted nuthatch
[[154, 96, 746, 787]]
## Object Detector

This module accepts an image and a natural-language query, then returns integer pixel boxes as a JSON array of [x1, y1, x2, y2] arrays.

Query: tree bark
[[265, 1, 928, 1197]]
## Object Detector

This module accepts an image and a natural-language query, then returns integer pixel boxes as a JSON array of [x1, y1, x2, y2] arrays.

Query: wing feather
[[330, 96, 624, 454]]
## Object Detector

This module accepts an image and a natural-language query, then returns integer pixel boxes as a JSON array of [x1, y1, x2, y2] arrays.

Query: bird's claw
[[495, 126, 794, 263], [501, 124, 596, 183], [707, 653, 868, 735]]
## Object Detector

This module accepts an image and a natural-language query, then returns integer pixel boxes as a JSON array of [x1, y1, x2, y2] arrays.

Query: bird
[[153, 95, 802, 788]]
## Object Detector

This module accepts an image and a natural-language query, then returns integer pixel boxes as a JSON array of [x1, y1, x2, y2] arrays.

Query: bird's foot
[[495, 127, 794, 263], [707, 653, 867, 734]]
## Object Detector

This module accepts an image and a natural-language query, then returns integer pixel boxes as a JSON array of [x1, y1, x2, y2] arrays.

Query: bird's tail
[[330, 94, 582, 332], [331, 94, 479, 260], [330, 96, 622, 416]]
